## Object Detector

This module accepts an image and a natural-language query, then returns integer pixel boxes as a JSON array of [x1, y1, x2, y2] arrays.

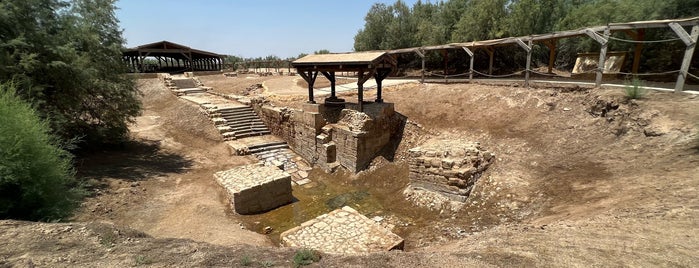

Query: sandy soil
[[2, 76, 698, 267]]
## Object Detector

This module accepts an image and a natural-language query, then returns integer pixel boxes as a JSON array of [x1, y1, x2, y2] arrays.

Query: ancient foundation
[[248, 97, 402, 173], [214, 164, 293, 214], [280, 206, 404, 254], [404, 140, 494, 210]]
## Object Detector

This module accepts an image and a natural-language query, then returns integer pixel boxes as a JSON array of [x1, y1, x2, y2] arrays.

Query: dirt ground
[[2, 75, 698, 267]]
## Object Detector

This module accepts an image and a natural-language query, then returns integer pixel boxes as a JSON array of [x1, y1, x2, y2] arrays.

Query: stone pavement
[[280, 206, 404, 254]]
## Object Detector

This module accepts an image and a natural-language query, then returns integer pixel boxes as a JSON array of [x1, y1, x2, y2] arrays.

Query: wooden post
[[188, 51, 193, 72], [321, 71, 337, 99], [543, 39, 557, 73], [624, 29, 645, 74], [485, 47, 495, 75], [442, 49, 448, 83], [462, 47, 474, 82], [670, 24, 699, 92], [516, 38, 532, 87], [415, 49, 425, 83], [586, 27, 610, 87], [298, 71, 318, 103], [358, 71, 364, 112], [374, 69, 390, 103], [356, 69, 376, 112]]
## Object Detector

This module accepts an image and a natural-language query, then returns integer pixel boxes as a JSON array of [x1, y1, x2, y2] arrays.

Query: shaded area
[[75, 140, 193, 192]]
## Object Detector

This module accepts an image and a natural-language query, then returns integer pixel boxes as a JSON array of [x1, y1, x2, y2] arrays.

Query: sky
[[116, 0, 421, 59]]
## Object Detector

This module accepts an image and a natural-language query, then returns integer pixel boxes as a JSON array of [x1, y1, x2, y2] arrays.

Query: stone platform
[[280, 206, 404, 254], [214, 164, 293, 214]]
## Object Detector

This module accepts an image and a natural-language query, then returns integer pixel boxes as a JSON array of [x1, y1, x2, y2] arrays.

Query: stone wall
[[247, 98, 401, 173], [214, 164, 293, 215], [404, 140, 494, 210]]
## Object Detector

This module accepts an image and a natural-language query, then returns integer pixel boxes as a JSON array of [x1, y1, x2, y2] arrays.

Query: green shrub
[[293, 248, 321, 267], [0, 83, 81, 221], [624, 78, 647, 99], [240, 255, 252, 266]]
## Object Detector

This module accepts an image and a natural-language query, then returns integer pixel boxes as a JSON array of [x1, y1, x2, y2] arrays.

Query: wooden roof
[[292, 52, 397, 72], [123, 40, 224, 59], [387, 16, 699, 54]]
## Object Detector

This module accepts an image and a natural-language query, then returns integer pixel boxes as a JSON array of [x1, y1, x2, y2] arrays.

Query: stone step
[[216, 106, 253, 113], [221, 114, 258, 121], [234, 130, 271, 139], [225, 119, 265, 126], [218, 112, 257, 118], [248, 141, 288, 151], [229, 125, 268, 132], [250, 144, 290, 155]]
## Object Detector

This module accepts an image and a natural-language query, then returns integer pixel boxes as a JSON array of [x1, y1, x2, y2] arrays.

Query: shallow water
[[238, 162, 439, 246]]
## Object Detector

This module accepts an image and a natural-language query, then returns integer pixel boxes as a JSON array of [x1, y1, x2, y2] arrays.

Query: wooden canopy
[[292, 52, 397, 112], [386, 16, 699, 91], [123, 41, 225, 73]]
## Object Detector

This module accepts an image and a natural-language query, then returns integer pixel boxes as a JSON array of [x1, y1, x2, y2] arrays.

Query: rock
[[263, 226, 273, 234], [298, 170, 308, 178]]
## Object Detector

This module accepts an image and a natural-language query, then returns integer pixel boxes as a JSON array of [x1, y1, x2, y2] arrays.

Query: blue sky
[[116, 0, 421, 58]]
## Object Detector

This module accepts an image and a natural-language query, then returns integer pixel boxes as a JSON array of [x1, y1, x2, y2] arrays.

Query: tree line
[[354, 0, 699, 72], [225, 49, 331, 70]]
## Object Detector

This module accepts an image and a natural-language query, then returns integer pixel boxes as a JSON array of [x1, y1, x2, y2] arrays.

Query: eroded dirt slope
[[2, 77, 698, 267]]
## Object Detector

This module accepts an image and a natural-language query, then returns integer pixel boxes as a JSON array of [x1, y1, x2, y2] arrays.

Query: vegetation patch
[[293, 248, 321, 267]]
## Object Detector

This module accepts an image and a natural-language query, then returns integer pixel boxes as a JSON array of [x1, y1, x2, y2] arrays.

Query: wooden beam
[[669, 22, 696, 46], [320, 71, 337, 99], [299, 71, 318, 103], [622, 30, 644, 70], [374, 68, 391, 103], [596, 27, 611, 87], [585, 28, 609, 45], [415, 49, 425, 83], [442, 49, 449, 83], [461, 47, 474, 82], [675, 25, 699, 92], [543, 39, 557, 73], [523, 39, 533, 88], [357, 69, 376, 112], [485, 47, 495, 75]]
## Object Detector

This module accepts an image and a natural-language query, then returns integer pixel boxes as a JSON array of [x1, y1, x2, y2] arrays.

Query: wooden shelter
[[387, 17, 699, 91], [123, 41, 225, 73], [292, 52, 397, 112]]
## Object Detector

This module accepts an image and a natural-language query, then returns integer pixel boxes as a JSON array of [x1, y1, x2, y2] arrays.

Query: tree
[[354, 3, 394, 51], [314, 49, 331, 54], [451, 0, 509, 42], [0, 0, 141, 147], [0, 82, 81, 221]]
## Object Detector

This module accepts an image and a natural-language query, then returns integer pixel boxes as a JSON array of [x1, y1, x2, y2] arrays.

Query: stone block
[[214, 164, 293, 215], [405, 139, 494, 209], [302, 103, 325, 113]]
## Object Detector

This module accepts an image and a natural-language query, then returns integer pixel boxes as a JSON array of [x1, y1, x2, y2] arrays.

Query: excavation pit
[[280, 206, 404, 254], [214, 164, 293, 215]]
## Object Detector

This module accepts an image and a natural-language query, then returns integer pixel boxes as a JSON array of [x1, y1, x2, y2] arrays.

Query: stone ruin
[[404, 140, 494, 211], [280, 206, 404, 254], [214, 163, 293, 215], [245, 98, 403, 173]]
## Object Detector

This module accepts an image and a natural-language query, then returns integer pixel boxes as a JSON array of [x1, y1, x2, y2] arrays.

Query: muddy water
[[238, 162, 440, 247]]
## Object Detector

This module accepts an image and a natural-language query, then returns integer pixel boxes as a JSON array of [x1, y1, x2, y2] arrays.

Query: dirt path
[[72, 79, 271, 247]]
